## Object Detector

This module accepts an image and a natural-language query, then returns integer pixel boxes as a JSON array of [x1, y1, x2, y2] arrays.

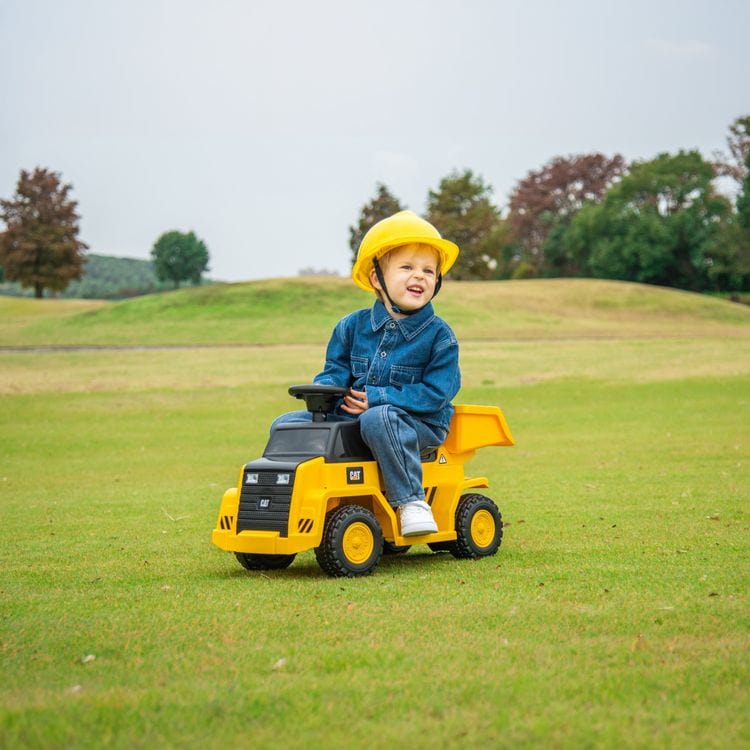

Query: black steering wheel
[[288, 384, 348, 422]]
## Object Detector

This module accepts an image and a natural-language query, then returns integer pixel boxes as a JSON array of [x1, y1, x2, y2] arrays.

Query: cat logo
[[259, 497, 271, 509], [439, 454, 447, 464], [347, 466, 364, 484]]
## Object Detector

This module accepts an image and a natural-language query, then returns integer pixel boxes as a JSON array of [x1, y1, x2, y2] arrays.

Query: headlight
[[245, 472, 259, 484], [276, 473, 290, 485]]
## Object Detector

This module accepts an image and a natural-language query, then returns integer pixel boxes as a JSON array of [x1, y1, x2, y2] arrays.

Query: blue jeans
[[271, 405, 446, 507]]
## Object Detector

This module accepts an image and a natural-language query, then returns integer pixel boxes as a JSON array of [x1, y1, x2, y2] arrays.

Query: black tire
[[235, 552, 296, 571], [383, 541, 411, 555], [448, 493, 503, 559], [315, 505, 383, 577]]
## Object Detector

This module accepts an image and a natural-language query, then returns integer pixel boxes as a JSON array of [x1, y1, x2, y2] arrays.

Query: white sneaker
[[399, 500, 438, 536]]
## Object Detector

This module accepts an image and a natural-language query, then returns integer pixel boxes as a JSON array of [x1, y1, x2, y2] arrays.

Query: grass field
[[1, 279, 749, 749]]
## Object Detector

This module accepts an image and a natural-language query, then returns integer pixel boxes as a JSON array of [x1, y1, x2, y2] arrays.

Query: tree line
[[2, 114, 748, 298], [0, 169, 209, 298], [350, 115, 750, 293], [0, 254, 182, 299]]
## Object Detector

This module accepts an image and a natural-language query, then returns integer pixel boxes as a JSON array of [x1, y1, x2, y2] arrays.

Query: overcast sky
[[1, 0, 748, 281]]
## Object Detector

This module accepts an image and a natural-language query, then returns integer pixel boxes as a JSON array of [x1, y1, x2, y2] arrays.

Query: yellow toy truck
[[212, 385, 514, 577]]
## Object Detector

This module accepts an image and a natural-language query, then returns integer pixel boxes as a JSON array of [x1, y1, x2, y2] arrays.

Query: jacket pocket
[[351, 356, 369, 377], [389, 364, 424, 386]]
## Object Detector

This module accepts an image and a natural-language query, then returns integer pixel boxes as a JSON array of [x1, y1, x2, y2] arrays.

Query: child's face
[[369, 244, 440, 317]]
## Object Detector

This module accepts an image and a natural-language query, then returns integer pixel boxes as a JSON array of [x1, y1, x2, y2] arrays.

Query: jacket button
[[380, 351, 387, 358]]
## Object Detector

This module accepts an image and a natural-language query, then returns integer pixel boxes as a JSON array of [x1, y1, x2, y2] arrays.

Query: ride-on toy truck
[[212, 385, 514, 577]]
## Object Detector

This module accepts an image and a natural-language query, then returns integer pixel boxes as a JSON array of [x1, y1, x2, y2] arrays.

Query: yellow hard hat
[[351, 210, 460, 293]]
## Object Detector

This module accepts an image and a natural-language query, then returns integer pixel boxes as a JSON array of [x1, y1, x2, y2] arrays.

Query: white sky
[[1, 0, 748, 281]]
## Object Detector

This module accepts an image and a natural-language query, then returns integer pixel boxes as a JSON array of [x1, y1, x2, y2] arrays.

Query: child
[[273, 210, 461, 536]]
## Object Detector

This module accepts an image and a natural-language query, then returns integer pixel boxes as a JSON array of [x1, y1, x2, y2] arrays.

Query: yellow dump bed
[[443, 404, 515, 455]]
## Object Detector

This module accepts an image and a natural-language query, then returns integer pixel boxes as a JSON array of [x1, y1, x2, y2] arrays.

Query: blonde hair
[[376, 242, 441, 272]]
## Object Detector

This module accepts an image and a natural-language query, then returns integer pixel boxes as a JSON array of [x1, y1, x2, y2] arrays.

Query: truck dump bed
[[443, 404, 515, 455]]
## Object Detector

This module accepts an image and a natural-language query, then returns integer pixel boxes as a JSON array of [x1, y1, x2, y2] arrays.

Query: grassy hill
[[2, 277, 749, 347]]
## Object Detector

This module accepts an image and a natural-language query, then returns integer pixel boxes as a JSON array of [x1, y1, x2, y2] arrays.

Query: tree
[[426, 169, 504, 280], [0, 167, 87, 298], [706, 221, 750, 292], [150, 230, 210, 289], [713, 114, 750, 187], [349, 183, 404, 267], [565, 151, 731, 291], [737, 150, 750, 231], [507, 153, 626, 276], [709, 149, 750, 291]]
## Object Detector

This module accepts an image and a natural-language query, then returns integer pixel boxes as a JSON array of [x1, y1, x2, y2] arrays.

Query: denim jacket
[[314, 299, 461, 431]]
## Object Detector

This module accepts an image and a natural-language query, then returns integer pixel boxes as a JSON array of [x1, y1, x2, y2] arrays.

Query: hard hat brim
[[352, 236, 460, 293]]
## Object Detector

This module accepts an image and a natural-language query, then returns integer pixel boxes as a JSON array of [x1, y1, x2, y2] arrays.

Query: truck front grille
[[236, 469, 295, 536]]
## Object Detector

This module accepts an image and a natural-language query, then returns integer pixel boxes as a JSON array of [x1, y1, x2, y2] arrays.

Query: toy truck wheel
[[449, 493, 503, 559], [235, 552, 296, 571], [315, 505, 383, 577]]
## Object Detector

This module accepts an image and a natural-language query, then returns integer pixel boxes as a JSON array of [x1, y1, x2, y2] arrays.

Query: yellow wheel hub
[[342, 521, 374, 564], [470, 509, 495, 548]]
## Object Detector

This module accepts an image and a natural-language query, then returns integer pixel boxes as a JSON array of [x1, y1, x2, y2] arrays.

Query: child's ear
[[369, 268, 382, 291]]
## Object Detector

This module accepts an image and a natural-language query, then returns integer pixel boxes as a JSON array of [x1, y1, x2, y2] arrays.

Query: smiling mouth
[[407, 285, 424, 295]]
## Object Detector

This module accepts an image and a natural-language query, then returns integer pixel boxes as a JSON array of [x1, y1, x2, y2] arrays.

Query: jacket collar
[[370, 299, 436, 341]]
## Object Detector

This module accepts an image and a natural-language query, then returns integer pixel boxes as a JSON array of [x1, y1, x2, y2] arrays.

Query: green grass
[[2, 277, 749, 347], [1, 280, 749, 748]]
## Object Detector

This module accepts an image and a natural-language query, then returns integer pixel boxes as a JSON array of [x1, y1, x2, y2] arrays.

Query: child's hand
[[341, 388, 369, 415]]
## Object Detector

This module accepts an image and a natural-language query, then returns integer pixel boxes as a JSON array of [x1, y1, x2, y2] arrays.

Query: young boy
[[273, 210, 461, 536]]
